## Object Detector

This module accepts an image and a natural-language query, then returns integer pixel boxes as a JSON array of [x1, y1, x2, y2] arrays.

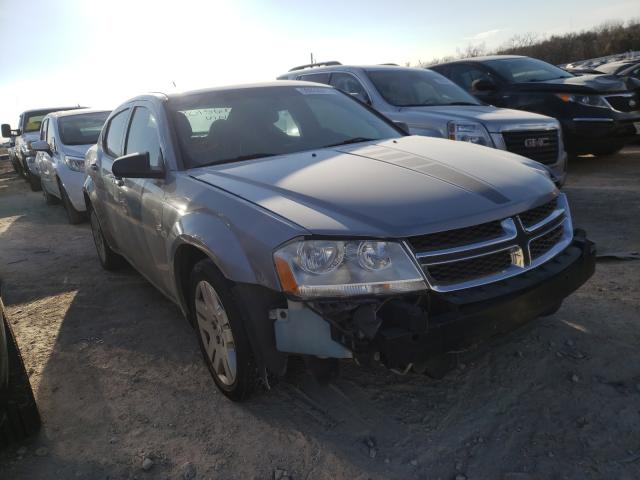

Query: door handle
[[90, 163, 98, 171]]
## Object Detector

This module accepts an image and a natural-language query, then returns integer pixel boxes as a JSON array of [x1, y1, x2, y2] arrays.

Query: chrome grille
[[518, 198, 558, 229], [407, 220, 504, 252], [502, 130, 559, 165], [530, 224, 564, 260], [413, 194, 573, 292], [428, 250, 513, 285], [605, 93, 639, 113]]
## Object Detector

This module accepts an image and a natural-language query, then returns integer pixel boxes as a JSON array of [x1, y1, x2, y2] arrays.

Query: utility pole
[[310, 53, 314, 65]]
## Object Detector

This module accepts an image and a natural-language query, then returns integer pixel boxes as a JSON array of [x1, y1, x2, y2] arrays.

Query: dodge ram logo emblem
[[630, 99, 637, 108], [524, 137, 550, 148]]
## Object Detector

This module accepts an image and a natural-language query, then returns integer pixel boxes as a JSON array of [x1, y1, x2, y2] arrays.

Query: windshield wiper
[[199, 153, 277, 167], [323, 137, 377, 148]]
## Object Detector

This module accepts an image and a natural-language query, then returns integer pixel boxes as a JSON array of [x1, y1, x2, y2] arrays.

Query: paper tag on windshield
[[296, 87, 336, 95]]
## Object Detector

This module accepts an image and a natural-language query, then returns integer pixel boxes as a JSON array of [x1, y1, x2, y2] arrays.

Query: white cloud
[[464, 29, 503, 41]]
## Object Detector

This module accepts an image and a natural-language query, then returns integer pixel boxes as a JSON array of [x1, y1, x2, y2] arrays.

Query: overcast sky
[[0, 0, 638, 126]]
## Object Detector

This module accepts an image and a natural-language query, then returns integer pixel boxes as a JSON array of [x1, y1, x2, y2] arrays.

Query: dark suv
[[430, 55, 640, 156]]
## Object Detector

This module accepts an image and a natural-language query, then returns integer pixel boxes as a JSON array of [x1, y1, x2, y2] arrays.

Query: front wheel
[[59, 181, 85, 224], [42, 186, 58, 205], [89, 209, 124, 270], [28, 173, 41, 192], [189, 259, 257, 401]]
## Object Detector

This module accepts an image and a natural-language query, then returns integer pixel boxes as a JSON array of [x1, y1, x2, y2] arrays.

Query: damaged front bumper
[[271, 230, 596, 370]]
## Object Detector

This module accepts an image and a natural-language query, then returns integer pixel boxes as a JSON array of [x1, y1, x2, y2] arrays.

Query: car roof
[[432, 55, 526, 66], [21, 106, 84, 115], [280, 64, 425, 76], [129, 81, 337, 102], [46, 108, 111, 119], [596, 60, 639, 73]]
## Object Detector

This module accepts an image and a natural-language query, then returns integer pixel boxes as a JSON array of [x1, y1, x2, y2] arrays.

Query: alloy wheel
[[194, 280, 237, 386]]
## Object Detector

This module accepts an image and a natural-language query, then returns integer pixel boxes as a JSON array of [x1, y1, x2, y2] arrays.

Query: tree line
[[419, 19, 640, 66]]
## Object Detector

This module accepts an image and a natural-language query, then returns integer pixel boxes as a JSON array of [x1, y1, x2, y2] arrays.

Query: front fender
[[83, 175, 98, 211], [168, 211, 263, 288]]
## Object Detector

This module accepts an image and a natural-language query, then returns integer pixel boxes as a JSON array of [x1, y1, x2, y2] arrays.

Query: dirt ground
[[0, 148, 638, 480]]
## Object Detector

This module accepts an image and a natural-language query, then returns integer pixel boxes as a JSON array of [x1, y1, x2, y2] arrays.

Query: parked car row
[[429, 55, 640, 156], [279, 62, 569, 184], [0, 55, 602, 403]]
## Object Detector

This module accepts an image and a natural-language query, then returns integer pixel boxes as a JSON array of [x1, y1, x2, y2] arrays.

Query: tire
[[592, 146, 623, 157], [0, 317, 41, 447], [189, 259, 257, 401], [59, 181, 85, 224], [42, 186, 58, 205], [306, 357, 339, 384], [28, 173, 42, 192], [89, 209, 124, 270], [540, 301, 563, 317]]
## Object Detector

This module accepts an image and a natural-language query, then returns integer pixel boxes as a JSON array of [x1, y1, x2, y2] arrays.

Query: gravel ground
[[0, 148, 638, 480]]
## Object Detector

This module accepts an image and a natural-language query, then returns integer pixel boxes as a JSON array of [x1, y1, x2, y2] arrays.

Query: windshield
[[168, 86, 401, 168], [367, 69, 481, 107], [486, 58, 573, 83], [23, 112, 49, 133], [59, 111, 110, 146]]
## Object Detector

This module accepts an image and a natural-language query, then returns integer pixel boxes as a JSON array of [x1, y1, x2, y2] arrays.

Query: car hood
[[190, 136, 557, 238], [511, 74, 629, 94], [399, 105, 557, 132], [60, 144, 94, 157]]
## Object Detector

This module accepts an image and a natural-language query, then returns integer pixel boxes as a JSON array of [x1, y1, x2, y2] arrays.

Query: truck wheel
[[540, 301, 563, 317], [28, 173, 42, 192], [59, 181, 85, 224], [189, 259, 257, 401], [0, 317, 41, 447], [89, 209, 124, 270]]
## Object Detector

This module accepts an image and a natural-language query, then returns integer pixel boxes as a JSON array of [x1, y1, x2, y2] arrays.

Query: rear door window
[[104, 109, 130, 157]]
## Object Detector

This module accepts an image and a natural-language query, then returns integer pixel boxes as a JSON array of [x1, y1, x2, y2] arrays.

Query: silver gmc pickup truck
[[278, 63, 568, 185], [84, 82, 594, 401]]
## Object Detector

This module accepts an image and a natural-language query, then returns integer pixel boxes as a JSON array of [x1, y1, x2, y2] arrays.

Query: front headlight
[[555, 93, 610, 109], [64, 155, 85, 172], [274, 239, 427, 298], [447, 121, 493, 146]]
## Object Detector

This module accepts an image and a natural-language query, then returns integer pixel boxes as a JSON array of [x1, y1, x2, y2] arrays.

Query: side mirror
[[31, 140, 52, 154], [472, 78, 497, 92], [112, 152, 164, 179], [393, 121, 410, 135], [1, 124, 12, 138]]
